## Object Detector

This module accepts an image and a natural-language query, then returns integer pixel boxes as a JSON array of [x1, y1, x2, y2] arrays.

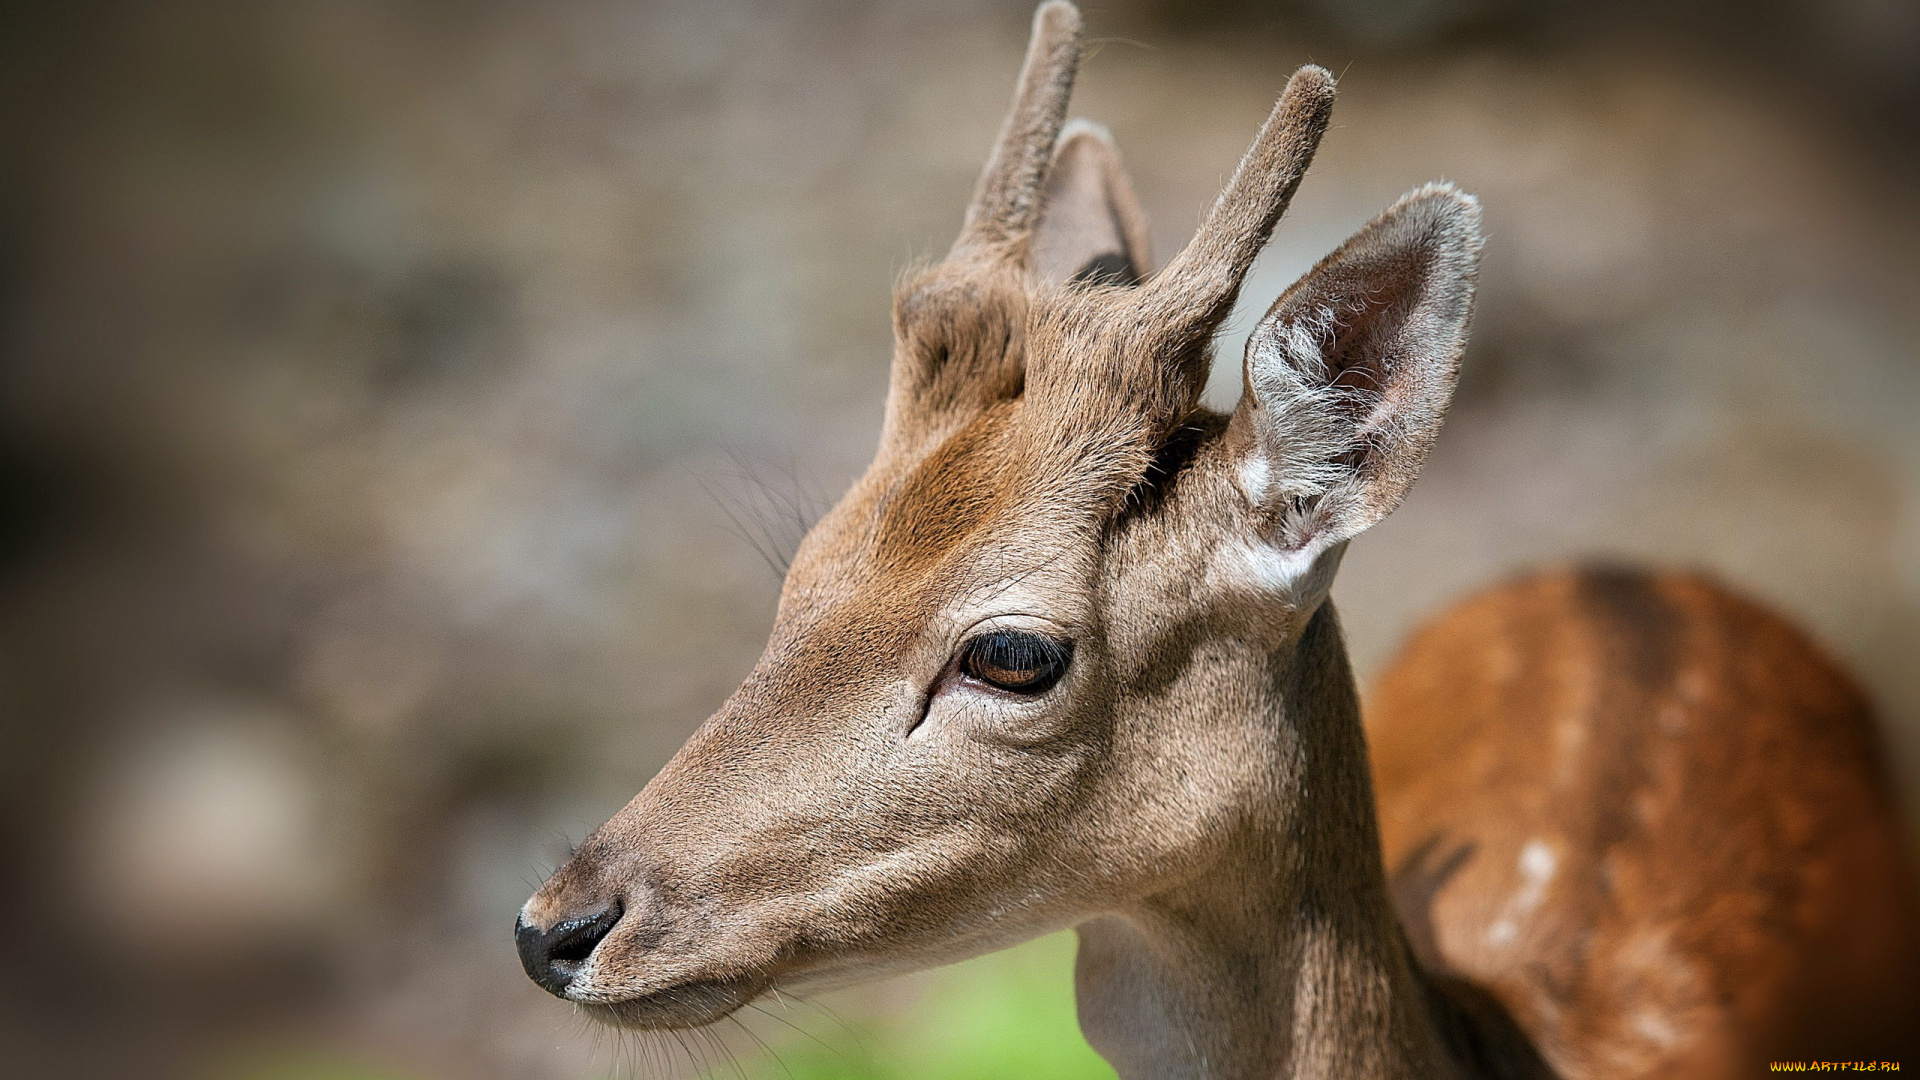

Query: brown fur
[[1373, 567, 1920, 1077], [515, 4, 1918, 1076]]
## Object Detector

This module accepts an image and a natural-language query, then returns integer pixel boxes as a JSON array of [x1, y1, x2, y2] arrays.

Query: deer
[[515, 3, 1920, 1076]]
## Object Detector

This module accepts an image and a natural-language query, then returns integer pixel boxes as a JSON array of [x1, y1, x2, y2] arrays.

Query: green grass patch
[[207, 1051, 418, 1080], [720, 931, 1114, 1080]]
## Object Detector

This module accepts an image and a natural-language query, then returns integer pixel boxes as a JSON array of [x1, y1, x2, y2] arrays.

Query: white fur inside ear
[[1236, 454, 1273, 506], [1241, 316, 1375, 552], [1212, 534, 1347, 611], [1230, 415, 1349, 608]]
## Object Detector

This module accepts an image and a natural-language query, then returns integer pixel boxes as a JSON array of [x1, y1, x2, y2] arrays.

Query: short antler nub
[[957, 0, 1084, 254]]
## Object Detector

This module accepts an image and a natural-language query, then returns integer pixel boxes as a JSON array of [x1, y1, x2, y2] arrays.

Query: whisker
[[671, 1028, 700, 1077], [745, 998, 846, 1061], [787, 991, 866, 1048], [695, 1022, 746, 1080], [729, 1012, 791, 1080], [692, 469, 790, 579]]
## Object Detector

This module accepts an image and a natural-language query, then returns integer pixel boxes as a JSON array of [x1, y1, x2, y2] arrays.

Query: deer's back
[[1369, 566, 1920, 1078]]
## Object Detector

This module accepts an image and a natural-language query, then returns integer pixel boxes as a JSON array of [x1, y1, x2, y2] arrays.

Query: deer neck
[[1073, 602, 1469, 1080]]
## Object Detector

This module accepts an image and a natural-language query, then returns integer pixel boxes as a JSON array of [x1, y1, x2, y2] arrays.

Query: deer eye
[[958, 631, 1072, 695]]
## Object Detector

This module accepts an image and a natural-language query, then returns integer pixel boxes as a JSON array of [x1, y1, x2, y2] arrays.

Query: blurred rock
[[75, 701, 340, 960]]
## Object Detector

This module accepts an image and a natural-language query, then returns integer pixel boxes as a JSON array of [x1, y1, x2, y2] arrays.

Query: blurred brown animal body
[[1374, 567, 1920, 1076], [515, 3, 1920, 1077]]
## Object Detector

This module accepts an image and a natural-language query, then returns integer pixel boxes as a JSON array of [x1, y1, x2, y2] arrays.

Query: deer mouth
[[577, 971, 770, 1030]]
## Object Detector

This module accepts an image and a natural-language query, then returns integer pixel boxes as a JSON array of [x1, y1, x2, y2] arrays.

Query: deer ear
[[1232, 184, 1481, 584], [1031, 120, 1152, 286]]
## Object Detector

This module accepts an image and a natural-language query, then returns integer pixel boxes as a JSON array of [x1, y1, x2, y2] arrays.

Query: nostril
[[515, 900, 624, 996], [548, 903, 621, 964]]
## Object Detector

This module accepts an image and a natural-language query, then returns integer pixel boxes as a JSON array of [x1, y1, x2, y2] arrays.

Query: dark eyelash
[[959, 631, 1072, 695]]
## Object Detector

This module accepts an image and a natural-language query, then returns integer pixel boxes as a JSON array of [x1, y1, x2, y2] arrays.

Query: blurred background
[[3, 0, 1918, 1076]]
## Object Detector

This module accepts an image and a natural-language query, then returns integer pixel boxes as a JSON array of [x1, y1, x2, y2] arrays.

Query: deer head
[[517, 0, 1480, 1035]]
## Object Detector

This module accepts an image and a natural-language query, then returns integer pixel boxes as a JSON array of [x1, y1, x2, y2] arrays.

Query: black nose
[[515, 902, 623, 996]]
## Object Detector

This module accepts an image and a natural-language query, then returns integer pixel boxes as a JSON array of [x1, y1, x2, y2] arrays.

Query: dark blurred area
[[2, 1, 1917, 1077]]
